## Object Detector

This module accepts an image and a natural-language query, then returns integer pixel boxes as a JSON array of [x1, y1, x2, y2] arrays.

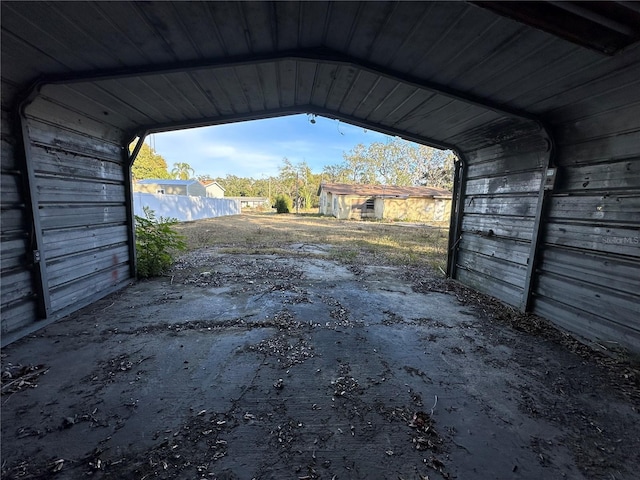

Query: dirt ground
[[2, 223, 640, 479]]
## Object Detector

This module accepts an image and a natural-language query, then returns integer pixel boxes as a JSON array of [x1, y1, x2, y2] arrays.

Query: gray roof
[[4, 2, 638, 157]]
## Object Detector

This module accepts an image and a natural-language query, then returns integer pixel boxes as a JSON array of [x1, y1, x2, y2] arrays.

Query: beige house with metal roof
[[318, 183, 452, 222]]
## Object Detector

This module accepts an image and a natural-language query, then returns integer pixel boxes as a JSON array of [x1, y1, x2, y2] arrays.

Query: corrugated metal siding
[[42, 58, 517, 153], [454, 125, 550, 307], [0, 107, 38, 338], [20, 96, 132, 323], [2, 2, 638, 129], [532, 103, 640, 351]]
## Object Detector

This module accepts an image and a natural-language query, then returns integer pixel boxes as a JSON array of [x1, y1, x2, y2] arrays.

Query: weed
[[329, 247, 359, 263], [175, 213, 449, 270], [135, 207, 186, 278]]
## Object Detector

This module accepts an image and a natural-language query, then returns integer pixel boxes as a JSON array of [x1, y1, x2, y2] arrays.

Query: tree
[[197, 174, 215, 183], [419, 148, 455, 190], [171, 162, 195, 180], [217, 175, 255, 197], [321, 164, 350, 183], [253, 176, 274, 203], [278, 159, 318, 210], [342, 144, 377, 184], [327, 138, 455, 189], [131, 142, 171, 180]]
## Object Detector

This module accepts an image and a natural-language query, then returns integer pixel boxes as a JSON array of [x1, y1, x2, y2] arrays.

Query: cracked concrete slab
[[1, 249, 639, 479]]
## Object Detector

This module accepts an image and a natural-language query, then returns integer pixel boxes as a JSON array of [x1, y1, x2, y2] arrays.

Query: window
[[365, 198, 375, 211]]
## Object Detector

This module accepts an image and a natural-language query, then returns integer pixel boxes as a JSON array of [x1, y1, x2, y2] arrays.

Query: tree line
[[131, 143, 196, 180], [132, 138, 455, 209]]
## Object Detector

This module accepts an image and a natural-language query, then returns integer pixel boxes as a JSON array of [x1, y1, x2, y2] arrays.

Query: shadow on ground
[[2, 245, 639, 479]]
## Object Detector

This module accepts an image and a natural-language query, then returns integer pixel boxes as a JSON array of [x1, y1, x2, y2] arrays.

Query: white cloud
[[201, 144, 238, 158], [195, 143, 283, 177], [149, 114, 402, 179]]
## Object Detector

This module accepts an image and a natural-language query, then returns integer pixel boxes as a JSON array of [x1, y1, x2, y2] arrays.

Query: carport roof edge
[[18, 48, 552, 155]]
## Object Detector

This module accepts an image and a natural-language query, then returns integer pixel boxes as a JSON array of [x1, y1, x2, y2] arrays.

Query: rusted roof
[[319, 183, 451, 198]]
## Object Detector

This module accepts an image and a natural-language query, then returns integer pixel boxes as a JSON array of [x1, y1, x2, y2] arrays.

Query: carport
[[2, 4, 640, 478], [1, 2, 639, 350]]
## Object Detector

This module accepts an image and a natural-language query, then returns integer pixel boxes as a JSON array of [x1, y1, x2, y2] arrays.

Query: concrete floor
[[2, 248, 639, 479]]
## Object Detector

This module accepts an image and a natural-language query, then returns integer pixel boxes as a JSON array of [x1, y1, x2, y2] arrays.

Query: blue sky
[[149, 114, 393, 179]]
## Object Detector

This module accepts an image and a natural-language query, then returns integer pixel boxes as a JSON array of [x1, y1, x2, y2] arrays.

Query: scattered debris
[[246, 311, 315, 368], [1, 364, 49, 396], [331, 375, 362, 398], [407, 409, 446, 472], [174, 251, 304, 291], [408, 267, 640, 403], [83, 352, 153, 386], [424, 456, 450, 479], [50, 458, 65, 473], [2, 231, 639, 480]]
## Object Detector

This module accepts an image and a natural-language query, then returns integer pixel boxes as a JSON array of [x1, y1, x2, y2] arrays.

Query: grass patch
[[328, 246, 360, 263], [175, 212, 449, 270]]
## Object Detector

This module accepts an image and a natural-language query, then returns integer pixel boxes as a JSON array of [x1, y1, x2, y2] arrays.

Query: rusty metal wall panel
[[453, 130, 549, 307], [19, 96, 132, 333], [532, 108, 640, 352], [534, 246, 640, 350], [555, 158, 640, 191], [42, 225, 129, 259], [0, 107, 38, 341], [555, 104, 640, 146], [37, 177, 126, 204], [49, 265, 131, 314], [456, 269, 522, 308], [1, 238, 28, 272]]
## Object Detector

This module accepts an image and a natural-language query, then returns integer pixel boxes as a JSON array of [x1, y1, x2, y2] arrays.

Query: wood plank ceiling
[[2, 1, 639, 154]]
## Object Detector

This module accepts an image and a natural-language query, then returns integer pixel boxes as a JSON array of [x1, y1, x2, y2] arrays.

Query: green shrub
[[135, 207, 186, 278], [275, 194, 292, 214]]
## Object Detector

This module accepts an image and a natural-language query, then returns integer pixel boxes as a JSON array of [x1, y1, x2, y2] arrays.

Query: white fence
[[133, 192, 240, 222]]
